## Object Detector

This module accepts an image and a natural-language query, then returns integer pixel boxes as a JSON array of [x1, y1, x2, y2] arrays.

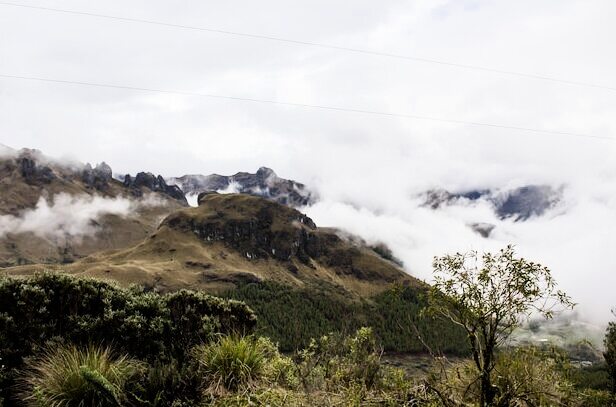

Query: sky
[[1, 0, 615, 322]]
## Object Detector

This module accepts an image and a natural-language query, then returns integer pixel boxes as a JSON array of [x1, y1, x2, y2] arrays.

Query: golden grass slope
[[4, 194, 417, 297]]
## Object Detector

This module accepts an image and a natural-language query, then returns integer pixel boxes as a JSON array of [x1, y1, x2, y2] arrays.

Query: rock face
[[423, 185, 562, 222], [124, 172, 188, 205], [82, 162, 112, 191], [17, 152, 55, 185], [164, 193, 319, 263], [168, 167, 313, 207]]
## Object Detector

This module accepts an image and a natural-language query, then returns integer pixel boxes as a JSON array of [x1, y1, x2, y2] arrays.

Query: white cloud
[[0, 193, 166, 241]]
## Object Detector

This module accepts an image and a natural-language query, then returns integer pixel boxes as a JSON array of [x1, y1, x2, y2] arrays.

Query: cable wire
[[0, 73, 611, 141], [1, 1, 615, 93]]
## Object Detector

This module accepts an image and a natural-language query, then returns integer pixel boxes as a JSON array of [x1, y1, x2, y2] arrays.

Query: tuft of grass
[[17, 344, 144, 407], [193, 336, 267, 393]]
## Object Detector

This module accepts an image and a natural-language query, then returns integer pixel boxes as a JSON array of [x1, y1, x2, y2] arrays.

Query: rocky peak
[[82, 161, 113, 191], [95, 162, 112, 179], [16, 150, 55, 185], [124, 171, 188, 205], [255, 167, 277, 183], [168, 167, 314, 208]]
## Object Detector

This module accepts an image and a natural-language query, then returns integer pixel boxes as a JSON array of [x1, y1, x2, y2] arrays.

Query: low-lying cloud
[[0, 192, 166, 241], [303, 173, 616, 325]]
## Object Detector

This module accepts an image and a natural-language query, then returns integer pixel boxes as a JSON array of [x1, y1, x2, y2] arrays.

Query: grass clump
[[194, 336, 267, 393], [17, 344, 143, 406]]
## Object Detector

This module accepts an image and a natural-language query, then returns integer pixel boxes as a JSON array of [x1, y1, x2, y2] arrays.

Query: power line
[[0, 73, 611, 141], [1, 1, 615, 93]]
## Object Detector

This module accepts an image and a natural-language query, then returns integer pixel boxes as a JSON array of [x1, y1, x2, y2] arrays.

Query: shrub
[[17, 345, 143, 406], [254, 337, 298, 389], [296, 327, 383, 393], [131, 359, 201, 407], [0, 274, 256, 403], [164, 290, 256, 360], [425, 346, 585, 406], [193, 336, 268, 393]]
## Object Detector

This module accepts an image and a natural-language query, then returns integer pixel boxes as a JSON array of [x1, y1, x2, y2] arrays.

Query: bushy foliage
[[605, 317, 616, 394], [371, 285, 468, 354], [571, 362, 612, 392], [201, 328, 419, 406], [131, 359, 201, 407], [224, 281, 468, 354], [296, 327, 382, 392], [0, 274, 256, 403], [293, 327, 420, 405], [421, 346, 616, 407], [164, 290, 257, 359], [17, 345, 143, 407]]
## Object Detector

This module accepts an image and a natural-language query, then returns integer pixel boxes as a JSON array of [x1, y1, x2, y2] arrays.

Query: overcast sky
[[1, 0, 616, 322]]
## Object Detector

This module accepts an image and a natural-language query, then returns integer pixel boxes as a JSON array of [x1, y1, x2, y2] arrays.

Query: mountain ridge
[[4, 192, 416, 297]]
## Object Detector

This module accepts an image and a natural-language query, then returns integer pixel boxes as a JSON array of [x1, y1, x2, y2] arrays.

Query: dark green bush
[[572, 362, 612, 392], [165, 290, 256, 359], [0, 274, 256, 404], [130, 358, 201, 406]]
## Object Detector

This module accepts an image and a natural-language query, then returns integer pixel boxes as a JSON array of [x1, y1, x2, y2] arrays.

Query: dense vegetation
[[0, 274, 255, 405], [605, 314, 616, 394], [223, 280, 468, 354], [0, 272, 614, 406]]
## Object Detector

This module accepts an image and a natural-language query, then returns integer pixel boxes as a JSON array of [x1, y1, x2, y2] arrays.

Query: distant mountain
[[424, 185, 562, 220], [123, 172, 188, 205], [167, 167, 314, 207], [0, 148, 185, 266], [6, 193, 414, 296], [423, 185, 563, 238]]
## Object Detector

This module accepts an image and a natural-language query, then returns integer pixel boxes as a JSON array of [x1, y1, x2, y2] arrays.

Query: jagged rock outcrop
[[17, 154, 55, 185], [124, 172, 188, 205], [0, 147, 188, 266], [82, 162, 112, 191], [168, 167, 313, 207], [165, 192, 318, 262]]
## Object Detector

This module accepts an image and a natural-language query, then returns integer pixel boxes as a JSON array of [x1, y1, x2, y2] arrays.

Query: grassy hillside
[[0, 194, 471, 357], [4, 193, 417, 297]]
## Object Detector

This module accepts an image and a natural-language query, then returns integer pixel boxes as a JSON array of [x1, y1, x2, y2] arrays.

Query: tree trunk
[[480, 348, 495, 406], [480, 373, 498, 406]]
